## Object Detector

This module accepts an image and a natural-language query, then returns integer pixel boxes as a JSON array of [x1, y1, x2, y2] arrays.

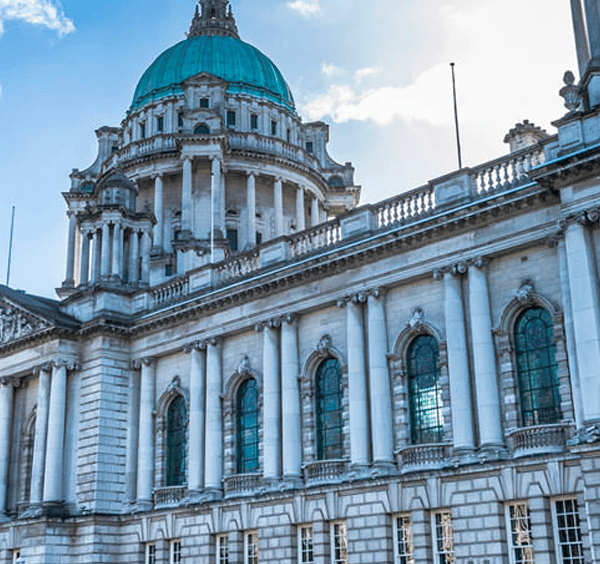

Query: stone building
[[1, 0, 600, 562]]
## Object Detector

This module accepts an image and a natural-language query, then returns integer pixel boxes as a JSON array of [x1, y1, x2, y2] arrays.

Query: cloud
[[321, 62, 344, 77], [287, 0, 320, 17], [0, 0, 75, 36], [354, 66, 381, 84]]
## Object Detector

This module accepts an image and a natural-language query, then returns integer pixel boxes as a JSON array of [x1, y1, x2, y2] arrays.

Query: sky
[[0, 0, 577, 298]]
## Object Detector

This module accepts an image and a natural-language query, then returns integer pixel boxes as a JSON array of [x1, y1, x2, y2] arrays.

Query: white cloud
[[354, 66, 381, 84], [321, 62, 344, 77], [0, 0, 75, 36], [287, 0, 320, 17]]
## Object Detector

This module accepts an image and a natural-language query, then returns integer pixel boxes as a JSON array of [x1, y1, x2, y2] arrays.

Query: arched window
[[514, 307, 561, 426], [166, 395, 187, 486], [236, 378, 260, 473], [315, 358, 343, 460], [407, 335, 444, 444], [194, 123, 211, 135]]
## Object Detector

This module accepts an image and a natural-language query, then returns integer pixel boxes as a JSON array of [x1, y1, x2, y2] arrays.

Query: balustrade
[[376, 186, 435, 229], [153, 486, 187, 507], [150, 276, 190, 308], [303, 459, 349, 484], [289, 221, 342, 258], [507, 423, 573, 457], [223, 473, 262, 497], [397, 443, 452, 472], [215, 251, 260, 284]]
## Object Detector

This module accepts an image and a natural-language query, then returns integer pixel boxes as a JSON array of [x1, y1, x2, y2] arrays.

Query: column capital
[[368, 287, 387, 300], [469, 256, 487, 270], [282, 313, 299, 325], [0, 376, 20, 388], [255, 318, 281, 332], [545, 230, 565, 248], [132, 357, 155, 370], [207, 336, 221, 348], [67, 209, 76, 219], [151, 172, 164, 180], [183, 341, 205, 354], [181, 154, 192, 163], [33, 362, 53, 376], [246, 170, 256, 178], [51, 358, 78, 371]]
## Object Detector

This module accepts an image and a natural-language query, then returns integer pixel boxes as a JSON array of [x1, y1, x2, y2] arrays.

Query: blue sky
[[0, 0, 576, 298]]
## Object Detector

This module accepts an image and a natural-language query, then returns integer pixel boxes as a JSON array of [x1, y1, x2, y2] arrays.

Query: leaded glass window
[[407, 335, 444, 444], [166, 395, 187, 486], [237, 379, 260, 473], [514, 307, 561, 426], [316, 358, 343, 460], [553, 498, 585, 564]]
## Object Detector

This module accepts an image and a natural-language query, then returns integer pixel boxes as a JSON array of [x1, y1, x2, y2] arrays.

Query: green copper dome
[[131, 35, 295, 112]]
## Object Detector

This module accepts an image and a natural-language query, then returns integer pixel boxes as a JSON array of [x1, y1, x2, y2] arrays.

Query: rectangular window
[[393, 514, 414, 564], [227, 110, 236, 127], [140, 122, 146, 139], [506, 502, 535, 564], [226, 228, 238, 252], [330, 522, 348, 564], [305, 141, 314, 154], [432, 511, 455, 564], [256, 231, 263, 245], [244, 531, 258, 564], [250, 113, 259, 130], [145, 544, 156, 564], [216, 534, 229, 564], [553, 498, 585, 564], [200, 97, 210, 108], [287, 128, 291, 143], [271, 120, 278, 136], [170, 540, 181, 564], [298, 525, 314, 564], [178, 111, 184, 128], [157, 116, 164, 132]]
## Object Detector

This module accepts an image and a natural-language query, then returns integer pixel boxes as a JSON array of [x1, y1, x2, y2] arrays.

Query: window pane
[[237, 379, 260, 473], [167, 395, 186, 486], [554, 499, 584, 564], [316, 359, 343, 460]]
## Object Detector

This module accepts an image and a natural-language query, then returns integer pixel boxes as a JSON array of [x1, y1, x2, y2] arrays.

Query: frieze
[[0, 302, 51, 345]]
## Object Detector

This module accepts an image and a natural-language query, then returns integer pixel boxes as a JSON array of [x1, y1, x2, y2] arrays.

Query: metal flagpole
[[6, 206, 15, 286], [450, 62, 463, 170]]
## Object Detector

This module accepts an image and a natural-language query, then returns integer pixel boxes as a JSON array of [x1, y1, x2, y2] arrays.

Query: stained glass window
[[514, 307, 561, 426], [407, 335, 444, 444], [166, 395, 186, 486], [316, 359, 343, 460], [237, 379, 260, 473]]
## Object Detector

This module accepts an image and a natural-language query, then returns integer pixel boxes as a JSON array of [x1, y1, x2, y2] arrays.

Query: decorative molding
[[407, 308, 425, 331], [515, 279, 535, 303], [0, 302, 52, 345]]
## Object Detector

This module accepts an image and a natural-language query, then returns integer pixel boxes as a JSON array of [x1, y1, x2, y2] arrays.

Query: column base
[[197, 488, 222, 503], [347, 463, 372, 481], [40, 501, 67, 518], [134, 499, 153, 513], [477, 444, 508, 462], [370, 461, 397, 477], [19, 502, 43, 519], [280, 475, 303, 490]]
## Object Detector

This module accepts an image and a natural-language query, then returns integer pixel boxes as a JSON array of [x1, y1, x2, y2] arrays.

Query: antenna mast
[[6, 206, 15, 287], [450, 62, 463, 170]]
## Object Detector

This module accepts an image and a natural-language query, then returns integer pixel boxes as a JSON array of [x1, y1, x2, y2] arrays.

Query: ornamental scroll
[[0, 304, 50, 345]]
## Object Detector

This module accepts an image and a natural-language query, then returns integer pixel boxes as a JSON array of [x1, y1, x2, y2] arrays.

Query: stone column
[[343, 294, 370, 466], [29, 366, 51, 506], [111, 221, 123, 280], [141, 230, 152, 285], [153, 174, 164, 250], [181, 156, 193, 235], [367, 290, 394, 465], [204, 339, 223, 493], [136, 358, 155, 507], [187, 345, 206, 493], [91, 229, 101, 283], [584, 0, 600, 59], [211, 157, 224, 237], [43, 362, 69, 505], [100, 222, 111, 278], [281, 315, 301, 479], [274, 177, 284, 237], [64, 211, 77, 286], [262, 321, 281, 481], [129, 229, 140, 284], [247, 172, 257, 247], [311, 196, 320, 228], [565, 217, 600, 422], [79, 230, 90, 286], [572, 0, 591, 75], [0, 379, 15, 514], [296, 186, 305, 231], [468, 260, 503, 448], [440, 267, 475, 452]]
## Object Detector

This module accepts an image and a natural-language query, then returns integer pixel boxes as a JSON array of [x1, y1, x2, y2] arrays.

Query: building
[[1, 0, 600, 562]]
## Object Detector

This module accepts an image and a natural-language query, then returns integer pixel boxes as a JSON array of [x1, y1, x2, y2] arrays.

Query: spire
[[189, 0, 239, 39]]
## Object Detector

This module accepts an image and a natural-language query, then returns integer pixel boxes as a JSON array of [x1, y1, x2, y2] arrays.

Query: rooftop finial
[[189, 0, 239, 39]]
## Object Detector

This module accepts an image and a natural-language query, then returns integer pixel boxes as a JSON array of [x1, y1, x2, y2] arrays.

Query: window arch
[[315, 358, 344, 460], [407, 335, 444, 444], [514, 307, 561, 426], [194, 123, 211, 135], [236, 378, 260, 473], [166, 395, 187, 486]]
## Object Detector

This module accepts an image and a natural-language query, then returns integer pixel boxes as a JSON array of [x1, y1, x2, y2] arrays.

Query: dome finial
[[189, 0, 239, 39]]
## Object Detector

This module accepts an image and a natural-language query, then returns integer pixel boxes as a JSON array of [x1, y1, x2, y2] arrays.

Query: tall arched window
[[407, 335, 444, 444], [514, 307, 561, 426], [315, 358, 343, 460], [236, 378, 260, 473], [166, 395, 187, 486]]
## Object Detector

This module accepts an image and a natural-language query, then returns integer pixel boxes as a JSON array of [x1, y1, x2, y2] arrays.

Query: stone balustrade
[[507, 423, 573, 457], [289, 220, 342, 259], [223, 473, 262, 497], [376, 185, 435, 229], [153, 485, 187, 507], [303, 459, 349, 484], [150, 276, 190, 308], [397, 443, 452, 473], [215, 251, 261, 285]]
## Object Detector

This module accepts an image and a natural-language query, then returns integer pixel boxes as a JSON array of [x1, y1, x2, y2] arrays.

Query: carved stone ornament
[[407, 308, 424, 330], [559, 70, 582, 114], [515, 280, 535, 303], [235, 355, 252, 376], [166, 375, 182, 394], [0, 302, 51, 345], [317, 334, 333, 355]]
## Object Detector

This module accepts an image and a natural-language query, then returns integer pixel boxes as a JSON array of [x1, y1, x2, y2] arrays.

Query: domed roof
[[131, 35, 296, 112]]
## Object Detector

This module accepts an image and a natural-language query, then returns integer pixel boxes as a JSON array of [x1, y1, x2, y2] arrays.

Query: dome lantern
[[189, 0, 239, 39]]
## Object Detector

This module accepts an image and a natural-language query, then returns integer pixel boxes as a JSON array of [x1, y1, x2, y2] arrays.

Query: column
[[572, 0, 591, 75], [181, 156, 193, 235], [281, 316, 301, 478], [43, 362, 68, 504], [91, 229, 101, 283], [204, 339, 223, 491], [136, 359, 155, 505], [367, 290, 394, 465], [247, 172, 257, 247], [111, 221, 123, 280], [0, 379, 15, 514], [468, 260, 503, 448], [344, 295, 370, 466], [29, 366, 51, 506], [311, 196, 320, 228], [565, 219, 600, 422], [79, 231, 90, 286], [188, 345, 206, 492], [263, 321, 281, 480], [584, 0, 600, 59], [129, 229, 140, 284], [141, 230, 151, 285], [274, 177, 284, 237], [153, 175, 164, 250], [441, 269, 475, 451], [296, 186, 305, 231], [211, 157, 224, 237], [100, 222, 111, 278], [64, 211, 77, 286]]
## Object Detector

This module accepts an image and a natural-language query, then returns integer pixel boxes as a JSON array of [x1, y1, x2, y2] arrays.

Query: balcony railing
[[223, 473, 262, 497], [150, 276, 190, 308], [507, 423, 574, 457], [397, 443, 452, 472], [303, 459, 349, 484], [153, 486, 187, 507]]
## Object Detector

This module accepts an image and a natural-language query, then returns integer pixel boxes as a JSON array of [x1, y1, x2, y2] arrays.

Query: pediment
[[0, 297, 54, 346]]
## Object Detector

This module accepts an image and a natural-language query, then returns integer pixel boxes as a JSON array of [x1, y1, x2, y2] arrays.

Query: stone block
[[430, 168, 476, 208], [340, 208, 377, 239], [260, 240, 290, 267]]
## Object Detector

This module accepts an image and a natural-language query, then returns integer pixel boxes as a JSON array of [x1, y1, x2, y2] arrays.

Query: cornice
[[531, 142, 600, 190]]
